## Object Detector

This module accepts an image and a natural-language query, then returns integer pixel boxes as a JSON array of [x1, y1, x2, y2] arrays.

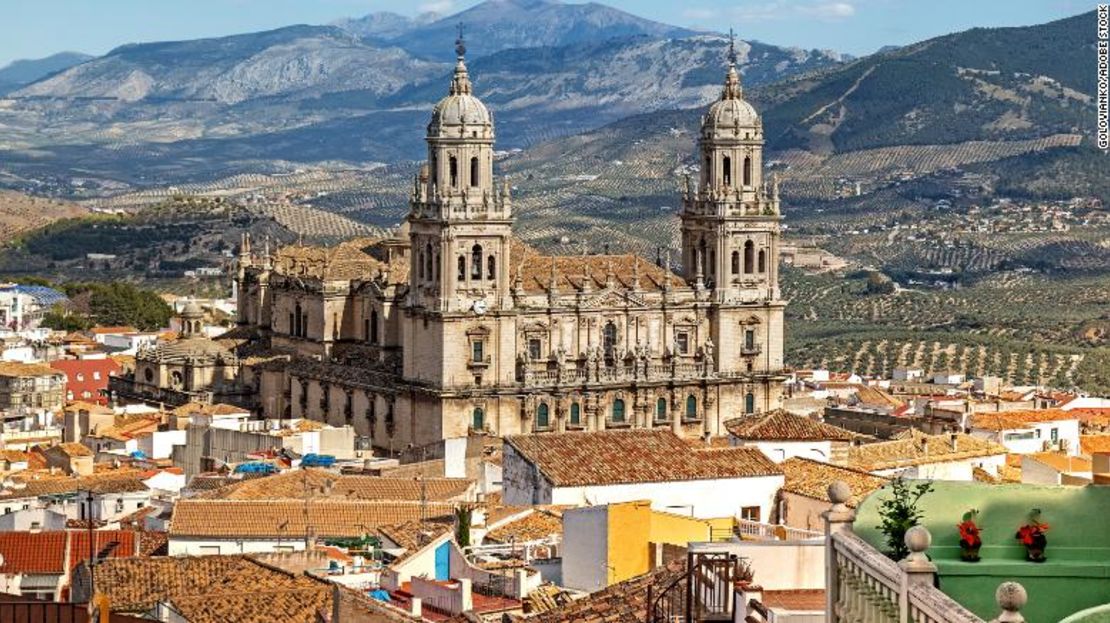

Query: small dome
[[703, 65, 760, 131], [180, 299, 203, 318], [428, 35, 492, 136]]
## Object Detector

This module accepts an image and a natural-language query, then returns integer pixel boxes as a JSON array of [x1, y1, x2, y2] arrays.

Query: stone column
[[822, 481, 855, 623], [899, 525, 938, 622]]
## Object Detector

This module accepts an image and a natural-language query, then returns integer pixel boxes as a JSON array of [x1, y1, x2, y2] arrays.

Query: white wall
[[143, 471, 186, 494], [744, 440, 833, 463], [1021, 456, 1062, 485], [875, 454, 1004, 481], [972, 420, 1079, 456], [727, 541, 825, 590], [168, 536, 306, 556], [561, 505, 608, 593], [549, 475, 785, 521], [137, 429, 188, 460], [0, 508, 67, 532]]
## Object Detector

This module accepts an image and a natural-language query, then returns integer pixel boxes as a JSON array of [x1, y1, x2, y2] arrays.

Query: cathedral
[[234, 35, 786, 449]]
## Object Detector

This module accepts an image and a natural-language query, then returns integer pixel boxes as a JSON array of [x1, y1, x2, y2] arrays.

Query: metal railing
[[647, 551, 743, 623]]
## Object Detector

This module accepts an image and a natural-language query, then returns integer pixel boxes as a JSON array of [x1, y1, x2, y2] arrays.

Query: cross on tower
[[728, 28, 737, 66]]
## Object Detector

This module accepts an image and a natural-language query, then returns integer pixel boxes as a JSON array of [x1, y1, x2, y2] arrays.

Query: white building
[[725, 409, 864, 463], [502, 429, 784, 520], [968, 410, 1080, 455], [892, 368, 924, 382], [846, 430, 1007, 481]]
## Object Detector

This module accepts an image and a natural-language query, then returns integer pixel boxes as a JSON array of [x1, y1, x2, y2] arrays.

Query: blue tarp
[[369, 589, 391, 602]]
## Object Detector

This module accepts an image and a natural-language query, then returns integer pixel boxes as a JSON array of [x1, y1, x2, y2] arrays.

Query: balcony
[[740, 342, 762, 357]]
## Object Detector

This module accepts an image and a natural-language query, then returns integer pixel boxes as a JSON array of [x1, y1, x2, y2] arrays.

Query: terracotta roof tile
[[1080, 435, 1110, 456], [505, 430, 782, 488], [779, 458, 887, 508], [0, 361, 64, 377], [91, 555, 320, 612], [968, 409, 1078, 431], [195, 470, 472, 502], [1023, 452, 1092, 473], [761, 589, 826, 611], [0, 473, 148, 500], [169, 499, 456, 539], [0, 530, 144, 575], [525, 559, 686, 622], [847, 430, 1006, 472], [485, 510, 562, 543], [509, 242, 685, 294], [725, 410, 863, 442]]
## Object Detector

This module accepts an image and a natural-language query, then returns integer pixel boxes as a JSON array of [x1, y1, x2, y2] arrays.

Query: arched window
[[723, 155, 732, 186], [425, 244, 433, 282], [457, 256, 466, 280], [569, 402, 581, 425], [294, 303, 303, 337], [602, 322, 617, 360], [743, 156, 752, 186], [289, 312, 295, 335], [731, 251, 740, 275], [430, 154, 437, 187], [470, 157, 480, 187], [471, 244, 483, 279], [487, 255, 496, 280], [537, 403, 550, 429], [611, 398, 625, 423], [656, 398, 667, 421], [369, 310, 379, 344], [449, 156, 458, 187], [472, 407, 485, 430], [758, 249, 766, 273], [417, 251, 424, 280], [744, 240, 754, 274], [704, 156, 711, 179], [685, 395, 697, 419], [433, 253, 440, 281], [745, 392, 755, 414]]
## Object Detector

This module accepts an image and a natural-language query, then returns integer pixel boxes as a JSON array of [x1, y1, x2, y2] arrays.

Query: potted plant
[[957, 509, 982, 562], [1015, 508, 1049, 562], [876, 477, 933, 560]]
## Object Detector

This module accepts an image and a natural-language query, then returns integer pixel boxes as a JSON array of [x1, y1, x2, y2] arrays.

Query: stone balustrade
[[823, 480, 1028, 623]]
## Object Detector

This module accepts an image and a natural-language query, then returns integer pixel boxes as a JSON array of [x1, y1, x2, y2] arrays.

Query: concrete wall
[[781, 492, 832, 533], [168, 536, 306, 556], [561, 505, 608, 592], [729, 540, 825, 590]]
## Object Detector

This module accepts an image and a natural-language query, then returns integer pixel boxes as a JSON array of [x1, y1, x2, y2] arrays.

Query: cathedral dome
[[428, 35, 493, 137], [703, 65, 760, 132]]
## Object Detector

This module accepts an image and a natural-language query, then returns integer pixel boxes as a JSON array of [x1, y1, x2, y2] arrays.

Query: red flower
[[957, 520, 982, 547], [1015, 522, 1049, 546]]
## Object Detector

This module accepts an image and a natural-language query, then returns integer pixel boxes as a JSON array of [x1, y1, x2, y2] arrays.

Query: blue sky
[[0, 0, 1092, 67]]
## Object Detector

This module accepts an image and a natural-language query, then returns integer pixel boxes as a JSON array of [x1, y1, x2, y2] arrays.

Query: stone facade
[[235, 38, 787, 450]]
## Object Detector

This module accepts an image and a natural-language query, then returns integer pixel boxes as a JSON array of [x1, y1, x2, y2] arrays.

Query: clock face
[[472, 300, 488, 315]]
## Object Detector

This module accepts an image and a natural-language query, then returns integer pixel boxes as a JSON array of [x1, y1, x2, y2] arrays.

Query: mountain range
[[0, 51, 92, 95]]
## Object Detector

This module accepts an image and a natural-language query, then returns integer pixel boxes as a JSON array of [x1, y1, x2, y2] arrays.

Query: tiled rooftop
[[1023, 452, 1092, 473], [761, 589, 826, 611], [91, 555, 320, 612], [525, 559, 686, 622], [847, 430, 1006, 472], [0, 472, 149, 500], [968, 409, 1079, 431], [0, 361, 63, 377], [0, 530, 145, 575], [725, 410, 863, 442], [169, 499, 456, 538], [485, 509, 562, 543], [779, 457, 887, 508], [195, 469, 473, 502], [1080, 434, 1110, 456], [505, 429, 782, 487], [509, 240, 684, 294]]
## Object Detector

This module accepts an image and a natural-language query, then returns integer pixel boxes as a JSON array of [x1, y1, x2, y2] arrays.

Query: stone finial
[[827, 480, 851, 512], [899, 525, 937, 578], [991, 582, 1027, 623]]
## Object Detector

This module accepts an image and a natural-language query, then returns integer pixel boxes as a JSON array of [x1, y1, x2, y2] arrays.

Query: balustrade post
[[822, 481, 855, 623], [898, 525, 937, 623], [990, 582, 1027, 623]]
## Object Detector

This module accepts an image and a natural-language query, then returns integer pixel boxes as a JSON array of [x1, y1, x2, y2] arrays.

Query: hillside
[[0, 191, 87, 241], [347, 0, 698, 61], [0, 52, 92, 95]]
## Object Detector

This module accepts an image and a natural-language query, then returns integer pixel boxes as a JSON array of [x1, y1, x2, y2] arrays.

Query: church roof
[[272, 237, 407, 284], [428, 33, 492, 134], [509, 240, 685, 295], [138, 336, 236, 364]]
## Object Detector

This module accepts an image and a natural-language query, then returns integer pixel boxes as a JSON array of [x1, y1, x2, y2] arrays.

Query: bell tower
[[407, 27, 513, 314], [680, 32, 781, 304]]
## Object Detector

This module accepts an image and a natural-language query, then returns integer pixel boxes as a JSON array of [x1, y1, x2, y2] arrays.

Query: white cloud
[[419, 0, 455, 14], [729, 0, 857, 23], [681, 8, 720, 21], [808, 2, 856, 20]]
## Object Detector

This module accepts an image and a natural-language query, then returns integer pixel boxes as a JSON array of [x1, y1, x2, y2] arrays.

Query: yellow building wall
[[605, 501, 729, 585], [606, 501, 653, 585]]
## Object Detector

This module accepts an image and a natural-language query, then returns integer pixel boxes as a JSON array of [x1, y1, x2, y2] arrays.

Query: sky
[[0, 0, 1093, 67]]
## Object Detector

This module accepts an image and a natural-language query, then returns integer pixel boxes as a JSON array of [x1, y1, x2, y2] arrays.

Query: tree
[[454, 505, 473, 548], [876, 477, 933, 560], [40, 304, 92, 332]]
